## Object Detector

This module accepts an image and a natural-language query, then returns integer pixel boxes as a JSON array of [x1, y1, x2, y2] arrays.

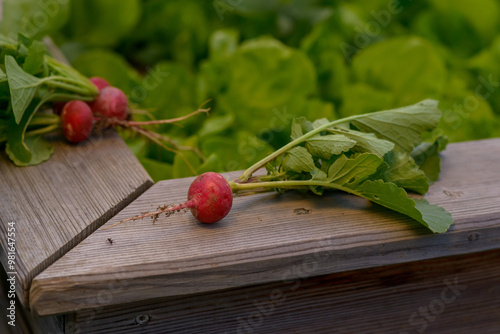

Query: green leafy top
[[232, 100, 453, 234], [0, 33, 99, 166]]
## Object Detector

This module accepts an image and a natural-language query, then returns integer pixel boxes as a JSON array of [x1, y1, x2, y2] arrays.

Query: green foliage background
[[2, 0, 500, 180]]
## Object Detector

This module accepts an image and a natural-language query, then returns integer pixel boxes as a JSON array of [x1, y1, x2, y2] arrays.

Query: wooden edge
[[66, 249, 500, 334], [29, 223, 500, 316]]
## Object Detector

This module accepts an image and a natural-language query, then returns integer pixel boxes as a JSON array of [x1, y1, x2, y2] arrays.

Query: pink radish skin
[[89, 77, 110, 91], [61, 101, 94, 143], [185, 172, 234, 223], [92, 86, 129, 120], [167, 172, 233, 223]]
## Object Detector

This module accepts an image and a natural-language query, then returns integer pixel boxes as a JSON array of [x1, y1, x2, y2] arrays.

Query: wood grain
[[66, 248, 500, 334], [0, 132, 153, 308], [30, 138, 500, 316]]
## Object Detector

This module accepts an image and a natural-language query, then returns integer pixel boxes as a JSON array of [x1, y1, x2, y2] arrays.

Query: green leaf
[[6, 135, 54, 166], [5, 97, 54, 166], [309, 168, 328, 195], [198, 113, 234, 138], [71, 49, 142, 99], [5, 99, 39, 163], [139, 157, 173, 182], [312, 118, 329, 130], [4, 55, 41, 124], [355, 180, 454, 233], [378, 150, 429, 195], [340, 83, 394, 118], [209, 29, 239, 59], [290, 117, 313, 140], [65, 0, 141, 47], [0, 0, 71, 39], [305, 134, 355, 160], [201, 131, 273, 172], [226, 37, 316, 110], [0, 118, 8, 142], [411, 134, 448, 183], [327, 153, 383, 187], [351, 99, 442, 153], [22, 40, 46, 75], [0, 68, 6, 81], [351, 36, 447, 106], [197, 153, 221, 174], [282, 146, 315, 173], [172, 151, 201, 179], [327, 127, 394, 157]]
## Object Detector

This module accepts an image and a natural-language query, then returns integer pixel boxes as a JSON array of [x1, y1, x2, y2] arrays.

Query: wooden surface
[[30, 138, 500, 316], [0, 132, 153, 308], [66, 248, 500, 334]]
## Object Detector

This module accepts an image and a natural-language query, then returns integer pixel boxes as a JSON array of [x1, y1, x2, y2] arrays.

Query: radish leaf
[[282, 146, 315, 173], [305, 134, 355, 160], [377, 150, 429, 195], [326, 153, 383, 187], [6, 135, 54, 166], [22, 40, 46, 75], [351, 99, 441, 152], [354, 180, 453, 233], [327, 127, 395, 157], [5, 55, 41, 124]]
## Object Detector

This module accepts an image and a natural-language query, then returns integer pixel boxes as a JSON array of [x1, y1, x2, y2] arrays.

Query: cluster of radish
[[56, 77, 129, 143]]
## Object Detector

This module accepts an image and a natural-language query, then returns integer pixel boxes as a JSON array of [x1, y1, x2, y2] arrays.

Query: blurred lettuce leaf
[[71, 49, 141, 98], [1, 0, 70, 39], [122, 0, 209, 68], [201, 131, 274, 172], [139, 157, 173, 182], [351, 36, 447, 106], [63, 0, 141, 47], [340, 83, 394, 117]]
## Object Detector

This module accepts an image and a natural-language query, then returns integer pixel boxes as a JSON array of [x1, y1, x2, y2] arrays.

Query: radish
[[89, 77, 110, 91], [61, 100, 94, 143], [186, 172, 233, 223], [92, 86, 129, 120], [103, 172, 233, 229]]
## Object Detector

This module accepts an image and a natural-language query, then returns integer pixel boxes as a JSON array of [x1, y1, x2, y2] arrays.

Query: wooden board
[[30, 138, 500, 316], [65, 249, 500, 334], [0, 132, 153, 308]]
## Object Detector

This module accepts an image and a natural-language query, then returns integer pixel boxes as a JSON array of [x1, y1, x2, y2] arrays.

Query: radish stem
[[229, 180, 359, 197]]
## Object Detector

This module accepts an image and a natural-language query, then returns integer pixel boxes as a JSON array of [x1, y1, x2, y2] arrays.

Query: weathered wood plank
[[0, 132, 153, 308], [68, 249, 500, 334], [29, 138, 500, 316]]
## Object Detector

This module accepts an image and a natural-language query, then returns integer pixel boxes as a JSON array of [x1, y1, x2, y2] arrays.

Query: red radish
[[186, 172, 233, 223], [92, 86, 129, 120], [89, 77, 110, 91], [61, 100, 94, 143], [103, 172, 234, 229]]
